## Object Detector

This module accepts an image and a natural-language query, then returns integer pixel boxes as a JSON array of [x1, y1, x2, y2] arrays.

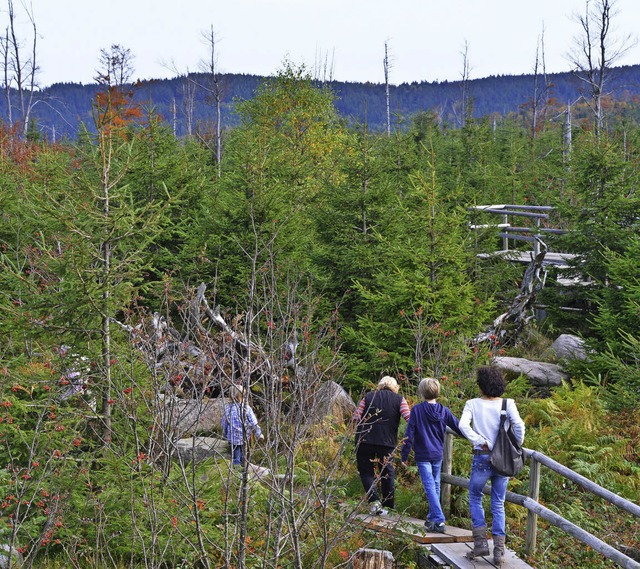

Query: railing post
[[503, 214, 509, 251], [441, 431, 453, 517], [526, 455, 541, 556]]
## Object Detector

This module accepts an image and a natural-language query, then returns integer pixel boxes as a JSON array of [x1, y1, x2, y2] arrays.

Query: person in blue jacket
[[222, 384, 264, 466], [401, 377, 462, 533]]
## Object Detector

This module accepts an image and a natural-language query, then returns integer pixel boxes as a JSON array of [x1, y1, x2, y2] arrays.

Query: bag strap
[[498, 398, 508, 428]]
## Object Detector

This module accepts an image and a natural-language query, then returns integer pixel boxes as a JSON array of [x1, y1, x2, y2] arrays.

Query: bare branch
[[567, 0, 637, 136]]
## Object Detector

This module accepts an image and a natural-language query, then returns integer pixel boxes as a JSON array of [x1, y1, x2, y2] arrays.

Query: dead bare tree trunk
[[564, 101, 573, 162], [182, 77, 195, 137], [562, 101, 573, 201], [383, 41, 392, 137], [531, 26, 551, 138], [190, 26, 225, 176], [569, 0, 635, 138], [457, 40, 472, 128], [2, 28, 10, 125], [171, 96, 177, 136], [474, 239, 548, 347], [2, 0, 39, 136], [314, 47, 335, 84], [207, 26, 222, 176]]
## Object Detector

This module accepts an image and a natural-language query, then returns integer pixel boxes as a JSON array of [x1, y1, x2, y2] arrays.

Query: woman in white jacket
[[459, 366, 525, 566]]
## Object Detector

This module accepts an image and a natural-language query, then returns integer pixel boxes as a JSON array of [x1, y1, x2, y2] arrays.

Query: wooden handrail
[[523, 448, 640, 518], [441, 433, 640, 569], [482, 208, 549, 218], [469, 204, 555, 212]]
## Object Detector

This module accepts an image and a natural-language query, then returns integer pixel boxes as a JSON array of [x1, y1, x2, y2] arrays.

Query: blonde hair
[[228, 384, 244, 403], [377, 375, 399, 393], [417, 377, 440, 400]]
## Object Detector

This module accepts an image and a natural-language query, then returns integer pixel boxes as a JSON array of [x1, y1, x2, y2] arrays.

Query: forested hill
[[7, 63, 640, 140]]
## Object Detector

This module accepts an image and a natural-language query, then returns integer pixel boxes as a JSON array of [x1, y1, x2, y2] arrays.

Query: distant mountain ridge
[[5, 64, 640, 140]]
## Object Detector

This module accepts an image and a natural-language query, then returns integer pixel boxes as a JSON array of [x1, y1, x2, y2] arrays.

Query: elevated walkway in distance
[[469, 204, 577, 270], [476, 249, 577, 269]]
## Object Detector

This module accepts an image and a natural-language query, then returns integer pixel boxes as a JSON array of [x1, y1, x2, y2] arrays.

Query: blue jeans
[[468, 454, 509, 536], [417, 460, 445, 524], [230, 444, 243, 465]]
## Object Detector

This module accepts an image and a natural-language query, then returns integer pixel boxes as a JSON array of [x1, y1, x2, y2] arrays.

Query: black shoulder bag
[[490, 398, 524, 477]]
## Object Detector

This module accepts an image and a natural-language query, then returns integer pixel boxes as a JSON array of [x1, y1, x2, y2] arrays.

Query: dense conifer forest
[[5, 62, 640, 140], [0, 30, 639, 569]]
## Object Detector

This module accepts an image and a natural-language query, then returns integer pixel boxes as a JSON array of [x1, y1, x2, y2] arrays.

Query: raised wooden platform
[[477, 250, 576, 268], [426, 540, 534, 568], [355, 512, 473, 545], [356, 512, 534, 568]]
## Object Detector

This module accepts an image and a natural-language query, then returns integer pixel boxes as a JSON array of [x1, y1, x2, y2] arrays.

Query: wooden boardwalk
[[477, 250, 576, 268], [356, 512, 472, 544], [425, 541, 533, 568], [356, 512, 533, 568]]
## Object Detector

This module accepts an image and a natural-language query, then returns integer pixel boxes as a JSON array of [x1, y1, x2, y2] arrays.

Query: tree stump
[[352, 548, 394, 569]]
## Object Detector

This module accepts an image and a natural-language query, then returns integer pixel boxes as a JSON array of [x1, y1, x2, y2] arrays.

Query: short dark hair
[[476, 366, 506, 397]]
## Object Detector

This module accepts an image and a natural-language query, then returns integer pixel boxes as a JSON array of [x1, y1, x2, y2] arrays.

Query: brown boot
[[493, 534, 506, 566], [465, 525, 490, 559]]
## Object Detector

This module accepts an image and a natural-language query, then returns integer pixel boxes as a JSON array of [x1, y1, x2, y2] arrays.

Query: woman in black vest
[[353, 376, 411, 514]]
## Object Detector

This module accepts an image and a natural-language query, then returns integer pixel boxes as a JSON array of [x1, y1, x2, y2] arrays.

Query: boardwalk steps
[[355, 512, 472, 544], [356, 512, 533, 568], [422, 541, 533, 568]]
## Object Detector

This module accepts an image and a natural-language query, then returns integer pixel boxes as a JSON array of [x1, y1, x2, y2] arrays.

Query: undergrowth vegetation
[[0, 58, 639, 567]]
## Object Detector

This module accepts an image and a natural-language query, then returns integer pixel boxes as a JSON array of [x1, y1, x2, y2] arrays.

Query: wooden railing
[[441, 433, 640, 569], [468, 204, 562, 257]]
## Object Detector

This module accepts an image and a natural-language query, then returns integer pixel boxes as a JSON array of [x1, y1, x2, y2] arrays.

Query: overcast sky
[[14, 0, 640, 88]]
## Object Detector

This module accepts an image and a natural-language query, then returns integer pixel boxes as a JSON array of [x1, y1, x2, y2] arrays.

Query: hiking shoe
[[424, 521, 446, 533], [369, 501, 385, 515]]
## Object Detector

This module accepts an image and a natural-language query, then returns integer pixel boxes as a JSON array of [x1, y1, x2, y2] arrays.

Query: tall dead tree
[[181, 76, 195, 136], [456, 40, 472, 128], [383, 41, 391, 137], [563, 101, 573, 162], [1, 0, 38, 136], [568, 0, 635, 138], [561, 100, 573, 201], [188, 26, 225, 176], [531, 25, 552, 138], [313, 47, 335, 85], [204, 26, 222, 176]]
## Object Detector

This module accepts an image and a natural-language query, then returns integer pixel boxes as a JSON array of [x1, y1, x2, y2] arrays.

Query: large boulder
[[543, 334, 588, 362], [492, 356, 569, 387], [174, 436, 229, 463], [0, 544, 23, 569], [311, 380, 356, 425], [160, 395, 227, 439], [175, 437, 278, 482]]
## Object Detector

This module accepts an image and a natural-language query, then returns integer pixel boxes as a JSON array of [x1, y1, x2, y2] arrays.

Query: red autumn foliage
[[94, 86, 143, 135]]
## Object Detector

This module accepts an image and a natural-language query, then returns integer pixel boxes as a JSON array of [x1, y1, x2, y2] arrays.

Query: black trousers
[[356, 443, 396, 508]]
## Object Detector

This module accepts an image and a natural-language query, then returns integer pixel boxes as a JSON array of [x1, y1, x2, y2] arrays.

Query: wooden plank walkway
[[477, 250, 576, 268], [355, 512, 472, 544], [428, 540, 533, 568], [356, 513, 533, 568]]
